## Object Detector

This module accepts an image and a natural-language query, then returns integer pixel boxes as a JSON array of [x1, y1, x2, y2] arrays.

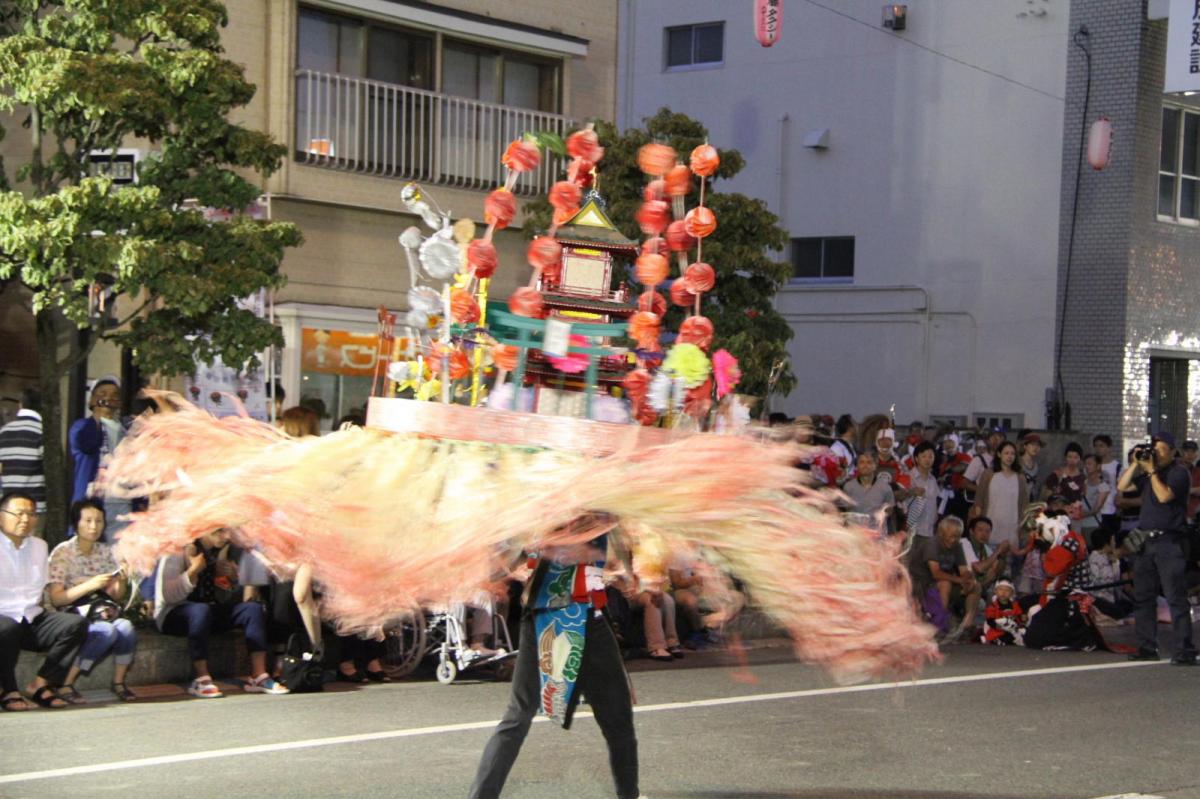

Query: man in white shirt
[[0, 491, 88, 710]]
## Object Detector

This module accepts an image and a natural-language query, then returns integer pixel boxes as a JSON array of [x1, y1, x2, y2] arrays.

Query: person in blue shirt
[[68, 379, 131, 541], [1117, 431, 1197, 665]]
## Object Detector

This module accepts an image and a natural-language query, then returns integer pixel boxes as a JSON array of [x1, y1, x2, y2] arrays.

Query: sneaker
[[188, 678, 223, 699], [1127, 649, 1160, 661], [245, 674, 290, 695]]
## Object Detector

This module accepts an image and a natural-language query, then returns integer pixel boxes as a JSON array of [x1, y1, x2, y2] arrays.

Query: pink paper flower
[[712, 349, 741, 399], [547, 335, 590, 374]]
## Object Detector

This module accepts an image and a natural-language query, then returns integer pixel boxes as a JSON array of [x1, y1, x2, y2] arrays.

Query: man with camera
[[1117, 431, 1197, 665]]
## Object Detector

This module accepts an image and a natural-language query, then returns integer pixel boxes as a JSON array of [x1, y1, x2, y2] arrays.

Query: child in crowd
[[982, 580, 1026, 646]]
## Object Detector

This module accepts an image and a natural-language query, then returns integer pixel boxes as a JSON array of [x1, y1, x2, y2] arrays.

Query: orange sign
[[301, 328, 381, 377]]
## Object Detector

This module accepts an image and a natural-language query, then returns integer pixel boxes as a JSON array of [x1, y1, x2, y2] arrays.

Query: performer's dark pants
[[469, 614, 639, 799], [1133, 530, 1196, 659]]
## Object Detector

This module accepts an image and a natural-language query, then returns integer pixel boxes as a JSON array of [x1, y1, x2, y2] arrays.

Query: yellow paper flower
[[416, 379, 442, 402], [662, 342, 711, 388]]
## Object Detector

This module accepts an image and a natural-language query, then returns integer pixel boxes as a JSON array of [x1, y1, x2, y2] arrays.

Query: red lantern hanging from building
[[755, 0, 782, 47], [1087, 116, 1112, 171]]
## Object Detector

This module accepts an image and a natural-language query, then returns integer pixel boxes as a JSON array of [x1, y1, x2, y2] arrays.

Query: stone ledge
[[15, 627, 250, 689]]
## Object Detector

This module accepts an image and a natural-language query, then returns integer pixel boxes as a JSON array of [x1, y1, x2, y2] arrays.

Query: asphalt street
[[1, 636, 1197, 799]]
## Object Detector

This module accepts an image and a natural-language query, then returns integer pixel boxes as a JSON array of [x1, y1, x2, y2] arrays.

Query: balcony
[[294, 69, 574, 197]]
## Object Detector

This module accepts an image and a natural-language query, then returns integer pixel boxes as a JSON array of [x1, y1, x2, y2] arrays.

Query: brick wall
[[1058, 1, 1200, 453]]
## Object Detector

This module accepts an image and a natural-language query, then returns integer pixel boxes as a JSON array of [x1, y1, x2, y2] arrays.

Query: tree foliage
[[0, 0, 301, 536], [525, 109, 795, 401]]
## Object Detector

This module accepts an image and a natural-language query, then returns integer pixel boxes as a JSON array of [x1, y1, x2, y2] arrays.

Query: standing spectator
[[45, 499, 137, 703], [0, 491, 88, 710], [1118, 433, 1196, 665], [1092, 435, 1121, 532], [1078, 454, 1111, 539], [1019, 433, 1044, 503], [963, 429, 1004, 493], [828, 414, 858, 485], [842, 452, 895, 537], [154, 527, 289, 697], [905, 442, 940, 539], [937, 434, 974, 521], [0, 388, 46, 518], [1181, 440, 1200, 522], [1042, 442, 1086, 505], [68, 378, 131, 540], [971, 440, 1027, 554]]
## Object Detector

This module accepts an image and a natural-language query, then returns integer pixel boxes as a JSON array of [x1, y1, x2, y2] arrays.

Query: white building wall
[[618, 0, 1068, 427]]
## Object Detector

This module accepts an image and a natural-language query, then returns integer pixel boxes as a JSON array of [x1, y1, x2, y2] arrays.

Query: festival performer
[[469, 521, 639, 799]]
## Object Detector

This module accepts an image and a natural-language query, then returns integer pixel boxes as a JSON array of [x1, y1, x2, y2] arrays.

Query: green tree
[[525, 109, 795, 404], [0, 0, 301, 540]]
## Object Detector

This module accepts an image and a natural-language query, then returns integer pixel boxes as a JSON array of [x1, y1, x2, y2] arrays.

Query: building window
[[665, 22, 724, 70], [442, 41, 560, 112], [790, 237, 854, 281], [1158, 106, 1200, 223], [1149, 356, 1189, 442], [298, 8, 433, 88]]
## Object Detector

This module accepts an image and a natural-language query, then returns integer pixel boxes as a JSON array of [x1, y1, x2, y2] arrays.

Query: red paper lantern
[[665, 220, 696, 252], [754, 0, 782, 48], [669, 279, 696, 307], [665, 164, 692, 197], [678, 315, 715, 350], [684, 206, 717, 238], [492, 343, 519, 372], [508, 287, 544, 318], [641, 236, 667, 256], [643, 179, 667, 202], [566, 129, 604, 163], [683, 261, 716, 293], [450, 288, 481, 324], [548, 181, 582, 212], [467, 239, 498, 279], [623, 368, 652, 402], [690, 144, 720, 177], [638, 290, 668, 317], [527, 236, 562, 273], [638, 143, 677, 176], [636, 200, 670, 235], [628, 311, 662, 349], [1088, 116, 1113, 171], [635, 253, 669, 286], [501, 139, 540, 172], [484, 189, 516, 229]]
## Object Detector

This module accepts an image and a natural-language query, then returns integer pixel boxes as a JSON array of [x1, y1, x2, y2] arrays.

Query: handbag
[[279, 633, 324, 693], [72, 591, 122, 623]]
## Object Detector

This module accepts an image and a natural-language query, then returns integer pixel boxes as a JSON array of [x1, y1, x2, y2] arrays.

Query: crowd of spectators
[[4, 381, 1200, 709]]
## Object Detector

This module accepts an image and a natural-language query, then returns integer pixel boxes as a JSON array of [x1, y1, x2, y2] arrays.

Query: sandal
[[647, 649, 675, 663], [111, 683, 137, 702], [1, 692, 32, 712], [57, 685, 88, 705], [29, 686, 68, 709]]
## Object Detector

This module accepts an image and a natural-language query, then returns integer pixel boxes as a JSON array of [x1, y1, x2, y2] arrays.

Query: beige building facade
[[1, 0, 618, 428]]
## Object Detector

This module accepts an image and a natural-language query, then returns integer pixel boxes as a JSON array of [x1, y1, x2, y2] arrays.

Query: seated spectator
[[909, 516, 979, 640], [154, 527, 288, 697], [842, 452, 895, 537], [46, 499, 138, 703], [961, 516, 1011, 601], [1088, 528, 1132, 621], [0, 491, 88, 710], [334, 630, 389, 683], [982, 580, 1026, 645], [668, 552, 726, 650]]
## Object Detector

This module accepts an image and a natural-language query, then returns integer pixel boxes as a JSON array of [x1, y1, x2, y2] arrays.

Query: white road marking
[[1088, 795, 1165, 798], [0, 658, 1165, 785]]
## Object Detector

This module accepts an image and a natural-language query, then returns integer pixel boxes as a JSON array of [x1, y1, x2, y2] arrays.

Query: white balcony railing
[[295, 69, 574, 196]]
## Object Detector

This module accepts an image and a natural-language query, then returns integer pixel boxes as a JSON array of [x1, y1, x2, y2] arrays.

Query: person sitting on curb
[[154, 527, 288, 697], [46, 499, 138, 703], [0, 491, 88, 710]]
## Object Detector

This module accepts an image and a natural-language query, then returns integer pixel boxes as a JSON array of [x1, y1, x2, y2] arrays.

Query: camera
[[1133, 443, 1154, 462]]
